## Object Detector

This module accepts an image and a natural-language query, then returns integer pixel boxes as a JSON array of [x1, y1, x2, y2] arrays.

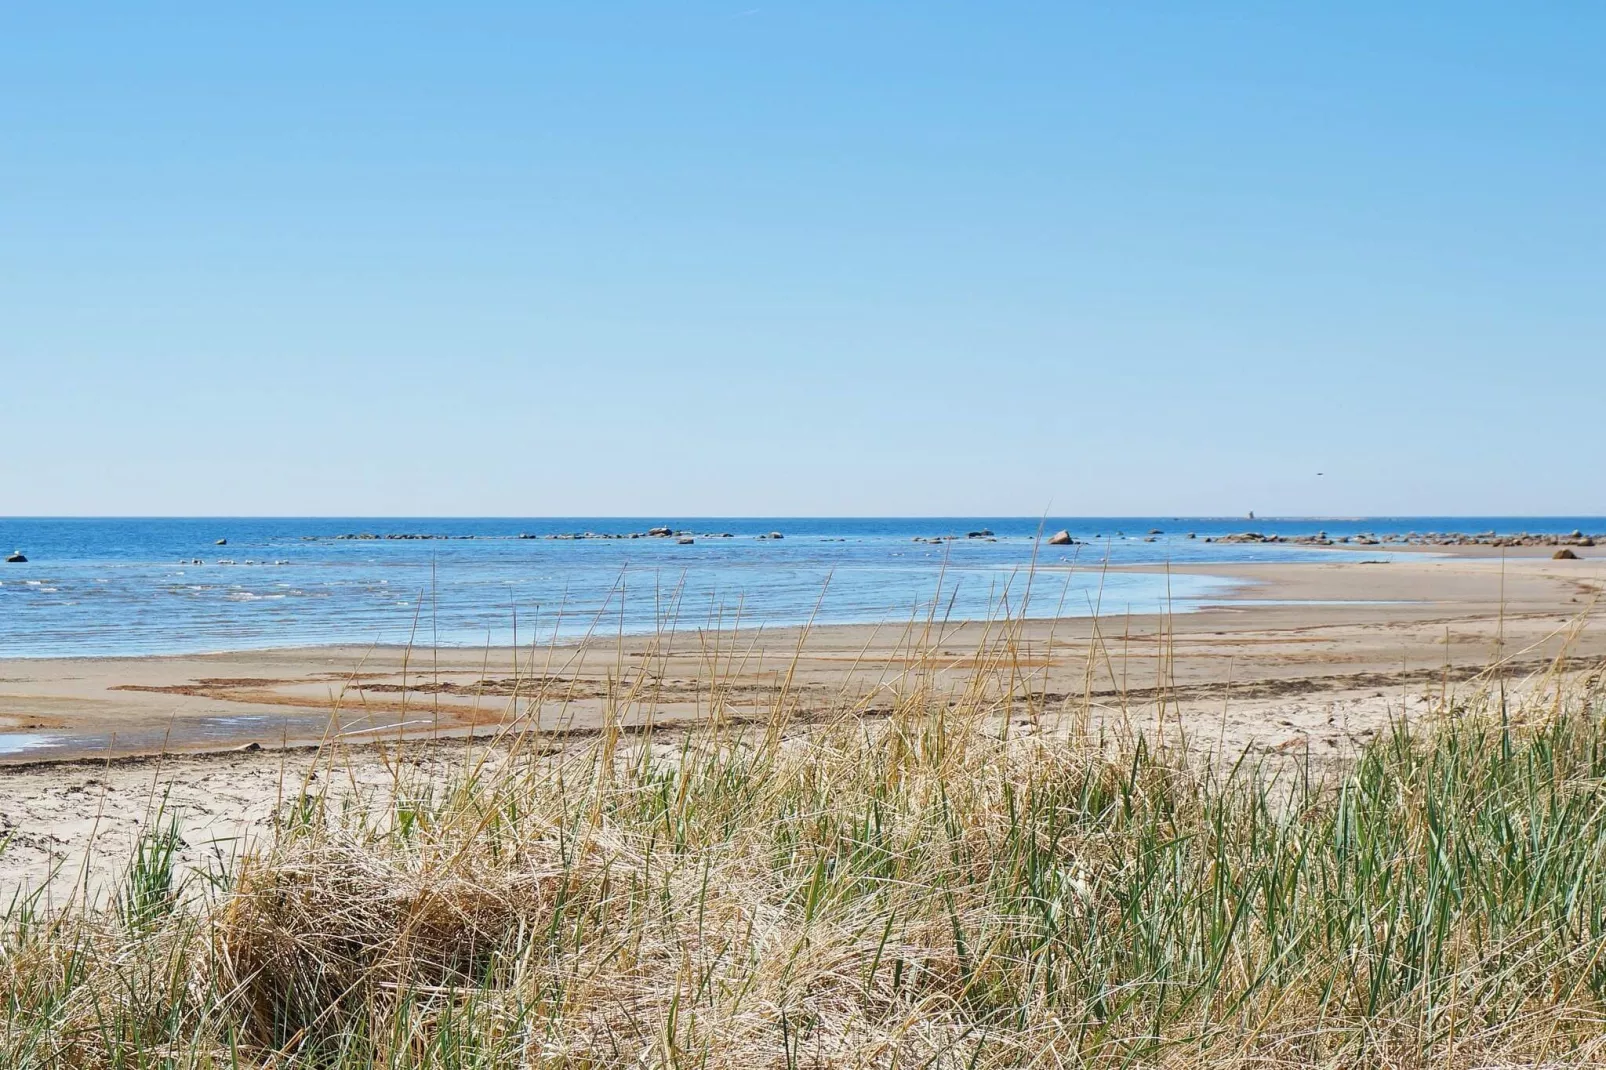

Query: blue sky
[[2, 3, 1601, 516]]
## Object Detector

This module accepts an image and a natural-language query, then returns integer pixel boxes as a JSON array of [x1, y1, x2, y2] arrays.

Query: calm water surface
[[0, 517, 1598, 658]]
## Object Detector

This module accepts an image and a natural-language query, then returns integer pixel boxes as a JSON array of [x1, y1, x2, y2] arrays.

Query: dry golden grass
[[5, 619, 1606, 1067]]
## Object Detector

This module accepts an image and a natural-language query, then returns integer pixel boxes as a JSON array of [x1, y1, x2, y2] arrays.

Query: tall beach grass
[[3, 612, 1606, 1067]]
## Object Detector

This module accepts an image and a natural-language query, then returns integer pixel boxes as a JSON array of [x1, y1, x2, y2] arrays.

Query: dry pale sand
[[3, 550, 1603, 901]]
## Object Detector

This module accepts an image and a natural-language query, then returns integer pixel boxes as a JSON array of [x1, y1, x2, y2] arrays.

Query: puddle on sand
[[0, 733, 57, 756]]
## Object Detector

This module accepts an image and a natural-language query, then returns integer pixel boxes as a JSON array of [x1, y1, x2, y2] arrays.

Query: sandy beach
[[4, 547, 1601, 758], [2, 548, 1603, 899]]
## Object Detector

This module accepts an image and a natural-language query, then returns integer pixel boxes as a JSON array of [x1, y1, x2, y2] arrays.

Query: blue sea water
[[0, 517, 1599, 658]]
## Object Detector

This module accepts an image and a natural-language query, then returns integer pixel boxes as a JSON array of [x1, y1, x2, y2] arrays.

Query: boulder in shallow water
[[5, 551, 25, 563], [677, 536, 695, 545], [215, 538, 227, 546], [1554, 548, 1580, 560], [1047, 530, 1073, 546]]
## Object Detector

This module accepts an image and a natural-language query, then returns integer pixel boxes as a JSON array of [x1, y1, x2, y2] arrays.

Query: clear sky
[[2, 3, 1601, 517]]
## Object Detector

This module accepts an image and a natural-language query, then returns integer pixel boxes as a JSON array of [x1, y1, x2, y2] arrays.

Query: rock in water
[[215, 538, 228, 546], [1047, 530, 1073, 546], [1554, 548, 1580, 560], [5, 551, 26, 563], [677, 537, 695, 545], [768, 531, 784, 540]]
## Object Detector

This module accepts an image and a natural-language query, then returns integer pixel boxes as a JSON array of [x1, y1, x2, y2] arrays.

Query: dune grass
[[3, 630, 1606, 1067]]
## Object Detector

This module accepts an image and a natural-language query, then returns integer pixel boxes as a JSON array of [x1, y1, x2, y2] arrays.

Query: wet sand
[[2, 550, 1602, 762], [2, 550, 1603, 900]]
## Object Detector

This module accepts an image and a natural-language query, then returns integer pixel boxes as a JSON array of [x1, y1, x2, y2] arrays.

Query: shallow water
[[0, 732, 57, 756], [0, 517, 1598, 658]]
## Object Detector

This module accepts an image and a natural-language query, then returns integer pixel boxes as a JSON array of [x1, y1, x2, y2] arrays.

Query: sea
[[0, 517, 1600, 659]]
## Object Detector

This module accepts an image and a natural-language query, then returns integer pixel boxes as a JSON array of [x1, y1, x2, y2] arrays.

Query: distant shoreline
[[0, 538, 1598, 663]]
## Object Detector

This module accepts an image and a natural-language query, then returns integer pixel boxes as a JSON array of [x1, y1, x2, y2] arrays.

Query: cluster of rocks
[[314, 528, 785, 542], [537, 528, 781, 541], [189, 559, 293, 566], [912, 529, 998, 544], [1384, 529, 1600, 549], [1210, 531, 1337, 545], [1208, 530, 1600, 550]]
